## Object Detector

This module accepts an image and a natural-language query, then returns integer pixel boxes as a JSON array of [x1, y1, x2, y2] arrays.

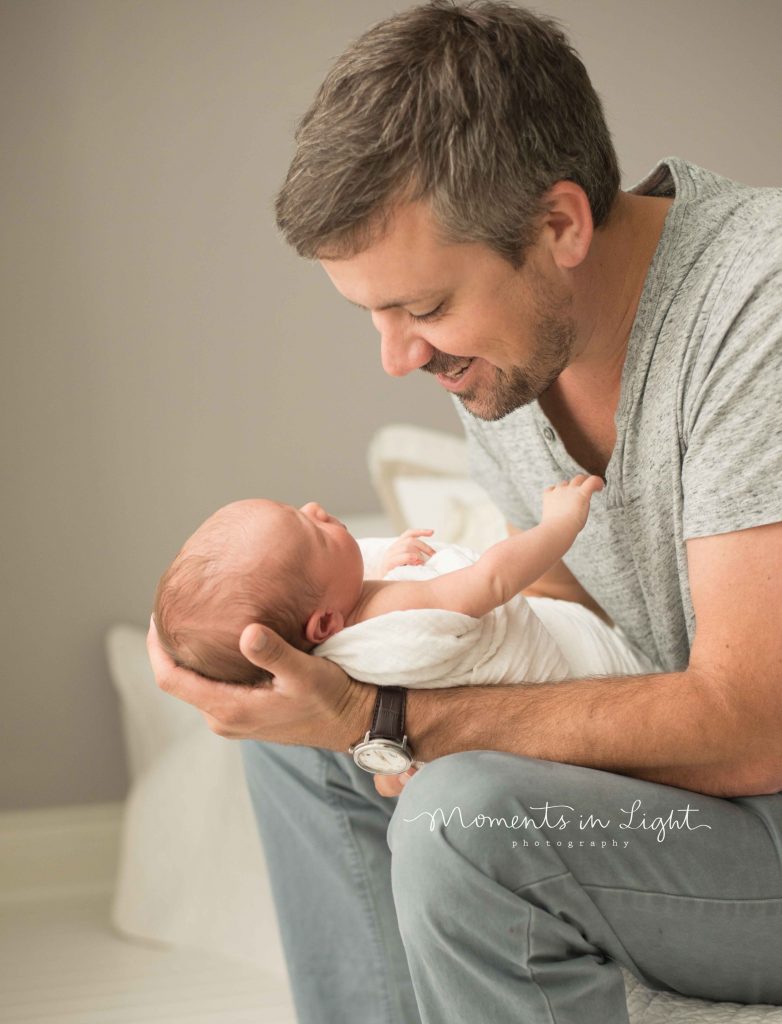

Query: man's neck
[[537, 192, 673, 476], [569, 191, 672, 389]]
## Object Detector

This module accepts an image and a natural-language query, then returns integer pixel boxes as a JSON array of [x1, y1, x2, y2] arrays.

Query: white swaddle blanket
[[315, 541, 656, 687]]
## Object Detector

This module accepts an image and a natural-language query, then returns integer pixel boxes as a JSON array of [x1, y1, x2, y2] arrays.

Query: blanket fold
[[316, 544, 570, 688]]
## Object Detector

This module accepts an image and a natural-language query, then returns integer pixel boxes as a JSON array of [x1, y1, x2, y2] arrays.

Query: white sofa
[[106, 424, 782, 1023]]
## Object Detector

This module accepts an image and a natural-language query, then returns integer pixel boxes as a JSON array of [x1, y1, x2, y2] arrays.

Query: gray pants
[[241, 742, 782, 1024]]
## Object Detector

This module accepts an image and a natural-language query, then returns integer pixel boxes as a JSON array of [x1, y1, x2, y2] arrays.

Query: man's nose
[[376, 320, 433, 378]]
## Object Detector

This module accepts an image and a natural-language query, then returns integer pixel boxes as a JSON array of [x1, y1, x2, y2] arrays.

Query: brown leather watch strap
[[369, 686, 406, 742]]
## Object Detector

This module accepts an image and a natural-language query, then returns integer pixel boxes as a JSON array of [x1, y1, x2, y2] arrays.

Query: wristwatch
[[349, 686, 415, 775]]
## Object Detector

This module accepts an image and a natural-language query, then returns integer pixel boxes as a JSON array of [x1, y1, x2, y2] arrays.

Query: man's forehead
[[318, 199, 464, 309]]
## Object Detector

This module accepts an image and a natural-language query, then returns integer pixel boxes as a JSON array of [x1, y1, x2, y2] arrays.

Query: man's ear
[[305, 608, 345, 645], [539, 180, 594, 270]]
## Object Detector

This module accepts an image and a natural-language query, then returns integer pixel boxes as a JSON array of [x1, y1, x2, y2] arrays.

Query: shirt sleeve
[[681, 249, 782, 541]]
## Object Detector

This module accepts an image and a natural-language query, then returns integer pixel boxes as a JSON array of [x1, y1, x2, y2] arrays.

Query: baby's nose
[[300, 501, 327, 520]]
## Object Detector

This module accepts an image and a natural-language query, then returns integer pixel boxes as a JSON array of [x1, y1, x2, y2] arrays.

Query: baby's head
[[154, 499, 364, 685]]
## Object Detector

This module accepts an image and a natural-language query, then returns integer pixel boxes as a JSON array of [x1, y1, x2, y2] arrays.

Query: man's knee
[[388, 753, 581, 938], [388, 751, 568, 876], [394, 750, 612, 821], [388, 751, 634, 883]]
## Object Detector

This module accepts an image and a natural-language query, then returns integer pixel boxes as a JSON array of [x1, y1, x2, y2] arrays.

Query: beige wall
[[2, 0, 780, 810]]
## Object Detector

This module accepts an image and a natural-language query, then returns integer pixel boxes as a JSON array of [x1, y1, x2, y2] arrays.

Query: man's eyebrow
[[348, 294, 440, 312]]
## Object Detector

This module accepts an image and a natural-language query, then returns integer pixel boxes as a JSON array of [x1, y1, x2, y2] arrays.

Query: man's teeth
[[443, 359, 473, 379]]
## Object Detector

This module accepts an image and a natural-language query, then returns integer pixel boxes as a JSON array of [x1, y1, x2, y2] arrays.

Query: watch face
[[355, 741, 412, 775]]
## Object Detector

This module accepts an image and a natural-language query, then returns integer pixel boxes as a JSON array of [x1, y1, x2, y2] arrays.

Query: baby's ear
[[305, 609, 344, 645]]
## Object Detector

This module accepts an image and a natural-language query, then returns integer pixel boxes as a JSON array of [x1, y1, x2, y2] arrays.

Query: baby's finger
[[580, 475, 605, 497], [391, 550, 426, 568], [412, 540, 436, 557], [403, 528, 434, 539], [568, 474, 588, 487]]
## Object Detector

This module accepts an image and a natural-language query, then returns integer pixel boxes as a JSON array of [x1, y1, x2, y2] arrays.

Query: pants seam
[[525, 905, 558, 1024], [511, 870, 571, 896], [581, 884, 782, 903]]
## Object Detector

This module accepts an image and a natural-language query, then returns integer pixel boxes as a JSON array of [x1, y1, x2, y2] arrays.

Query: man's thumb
[[239, 623, 286, 667]]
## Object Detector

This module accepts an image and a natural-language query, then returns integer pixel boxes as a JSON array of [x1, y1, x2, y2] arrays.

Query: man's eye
[[409, 303, 444, 324]]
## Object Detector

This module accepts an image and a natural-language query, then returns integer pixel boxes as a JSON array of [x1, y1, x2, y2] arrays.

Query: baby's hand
[[380, 529, 436, 575], [541, 475, 604, 533]]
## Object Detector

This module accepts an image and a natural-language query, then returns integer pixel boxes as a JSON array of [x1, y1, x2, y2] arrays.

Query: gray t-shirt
[[455, 157, 782, 673]]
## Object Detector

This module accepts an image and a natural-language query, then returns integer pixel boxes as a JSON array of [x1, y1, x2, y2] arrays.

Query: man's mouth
[[439, 357, 474, 380], [432, 357, 477, 393]]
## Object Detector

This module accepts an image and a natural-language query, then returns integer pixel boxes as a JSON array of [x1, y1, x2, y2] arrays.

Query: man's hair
[[275, 0, 620, 266], [154, 545, 322, 687]]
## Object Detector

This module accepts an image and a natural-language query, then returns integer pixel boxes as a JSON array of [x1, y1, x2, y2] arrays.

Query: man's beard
[[422, 310, 576, 422]]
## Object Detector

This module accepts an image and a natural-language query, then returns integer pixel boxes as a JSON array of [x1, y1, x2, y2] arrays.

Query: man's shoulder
[[638, 157, 781, 268], [635, 156, 782, 207], [650, 159, 782, 350]]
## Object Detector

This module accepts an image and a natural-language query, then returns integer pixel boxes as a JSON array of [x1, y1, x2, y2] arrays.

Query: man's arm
[[401, 520, 782, 797]]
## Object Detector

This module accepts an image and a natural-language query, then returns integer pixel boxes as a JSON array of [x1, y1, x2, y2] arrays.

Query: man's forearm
[[404, 669, 774, 797]]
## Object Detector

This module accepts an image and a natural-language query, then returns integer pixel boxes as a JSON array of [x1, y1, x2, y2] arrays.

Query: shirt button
[[543, 427, 555, 442]]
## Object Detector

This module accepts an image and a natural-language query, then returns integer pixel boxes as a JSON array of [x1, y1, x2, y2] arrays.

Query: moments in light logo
[[403, 799, 713, 846]]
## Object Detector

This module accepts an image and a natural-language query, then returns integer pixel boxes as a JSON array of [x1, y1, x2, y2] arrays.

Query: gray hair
[[275, 0, 620, 266]]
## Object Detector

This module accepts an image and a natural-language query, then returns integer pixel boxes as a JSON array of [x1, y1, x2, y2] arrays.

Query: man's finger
[[239, 623, 313, 680], [200, 708, 234, 737], [146, 616, 235, 710], [373, 766, 418, 797], [146, 616, 186, 693], [374, 774, 404, 797]]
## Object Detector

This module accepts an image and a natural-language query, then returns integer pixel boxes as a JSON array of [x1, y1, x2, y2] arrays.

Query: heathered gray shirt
[[455, 158, 782, 673]]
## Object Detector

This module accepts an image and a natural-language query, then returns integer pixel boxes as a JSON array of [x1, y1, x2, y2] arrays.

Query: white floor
[[0, 890, 297, 1024]]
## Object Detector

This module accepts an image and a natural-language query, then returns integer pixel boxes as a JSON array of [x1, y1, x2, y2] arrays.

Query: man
[[148, 3, 782, 1022]]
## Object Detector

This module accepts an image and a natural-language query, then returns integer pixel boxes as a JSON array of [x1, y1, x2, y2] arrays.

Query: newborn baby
[[154, 475, 607, 686]]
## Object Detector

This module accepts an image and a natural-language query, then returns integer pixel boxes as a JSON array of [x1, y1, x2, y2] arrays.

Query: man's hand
[[541, 474, 604, 533], [379, 528, 436, 575], [147, 617, 376, 750], [374, 765, 419, 797]]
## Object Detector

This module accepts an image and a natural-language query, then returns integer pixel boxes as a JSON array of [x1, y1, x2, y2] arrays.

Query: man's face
[[320, 201, 577, 421]]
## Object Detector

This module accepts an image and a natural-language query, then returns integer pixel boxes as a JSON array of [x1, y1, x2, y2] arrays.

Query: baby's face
[[285, 501, 365, 615]]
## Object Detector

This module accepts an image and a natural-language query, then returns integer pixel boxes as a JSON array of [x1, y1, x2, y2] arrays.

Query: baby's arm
[[356, 475, 602, 622]]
